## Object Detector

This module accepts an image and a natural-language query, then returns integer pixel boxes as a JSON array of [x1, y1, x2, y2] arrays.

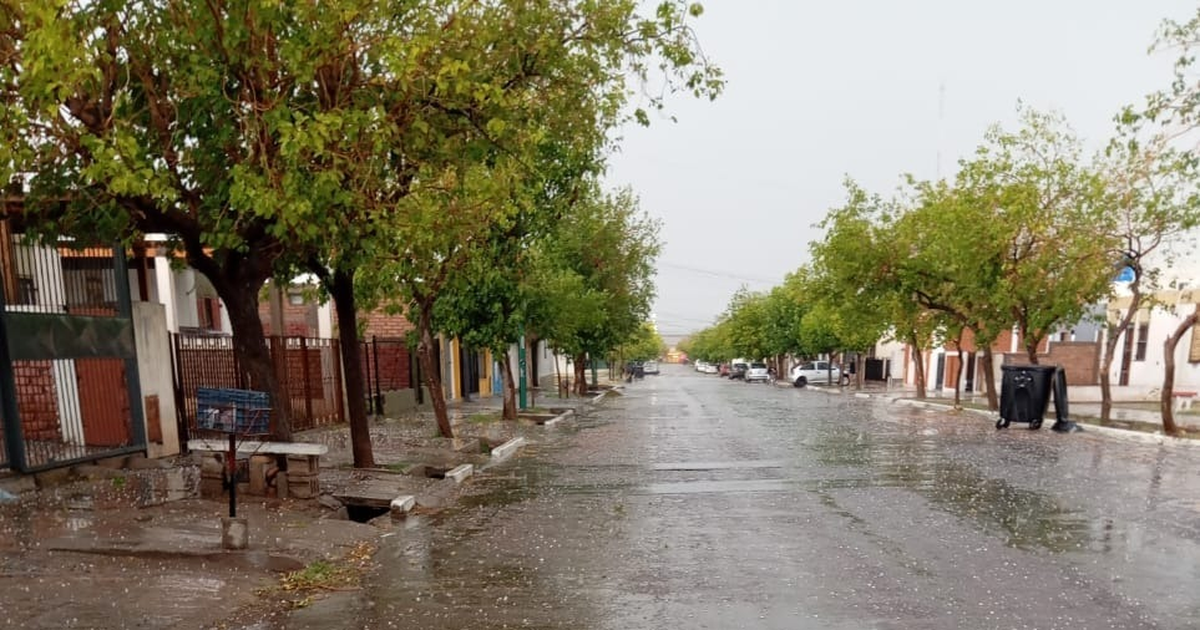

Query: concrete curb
[[389, 495, 416, 516], [590, 390, 610, 404], [445, 464, 473, 483], [490, 437, 527, 463], [891, 397, 1200, 448], [543, 409, 575, 427]]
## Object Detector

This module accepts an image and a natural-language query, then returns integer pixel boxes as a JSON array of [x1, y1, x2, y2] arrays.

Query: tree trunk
[[1098, 343, 1115, 422], [329, 269, 374, 468], [953, 340, 964, 408], [221, 281, 292, 441], [909, 332, 927, 399], [417, 307, 453, 438], [573, 352, 588, 397], [1161, 311, 1197, 436], [1100, 292, 1141, 421], [554, 347, 565, 398], [1025, 333, 1040, 365], [980, 346, 998, 411], [501, 348, 517, 420]]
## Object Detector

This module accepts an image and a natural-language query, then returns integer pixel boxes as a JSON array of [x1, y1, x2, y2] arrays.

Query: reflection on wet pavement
[[324, 367, 1200, 629]]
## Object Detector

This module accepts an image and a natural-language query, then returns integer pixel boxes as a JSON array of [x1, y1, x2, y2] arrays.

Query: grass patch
[[257, 543, 375, 609], [467, 412, 500, 424], [383, 462, 413, 473]]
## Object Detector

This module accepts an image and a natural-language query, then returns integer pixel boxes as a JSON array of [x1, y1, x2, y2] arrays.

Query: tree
[[618, 322, 665, 362], [351, 0, 717, 437], [530, 184, 662, 397], [957, 109, 1117, 365], [891, 179, 1010, 408], [722, 288, 772, 361], [1161, 309, 1198, 435], [1115, 10, 1200, 430], [1, 0, 412, 439], [1092, 138, 1200, 421], [808, 180, 896, 387]]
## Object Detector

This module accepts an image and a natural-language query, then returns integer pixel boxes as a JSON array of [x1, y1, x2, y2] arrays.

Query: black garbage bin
[[998, 365, 1055, 430], [998, 364, 1073, 431]]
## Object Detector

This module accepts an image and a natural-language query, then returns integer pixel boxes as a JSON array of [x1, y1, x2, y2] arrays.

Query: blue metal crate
[[196, 388, 271, 434]]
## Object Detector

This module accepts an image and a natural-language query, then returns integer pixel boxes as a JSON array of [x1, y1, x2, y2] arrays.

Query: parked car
[[789, 360, 840, 387], [703, 362, 719, 374], [745, 362, 771, 383], [729, 362, 749, 380], [695, 361, 709, 372], [643, 360, 659, 375]]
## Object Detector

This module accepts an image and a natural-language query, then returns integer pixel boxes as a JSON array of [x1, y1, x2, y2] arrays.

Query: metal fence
[[172, 333, 344, 442], [0, 233, 146, 472]]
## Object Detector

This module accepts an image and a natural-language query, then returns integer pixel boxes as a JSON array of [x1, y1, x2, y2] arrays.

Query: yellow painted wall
[[480, 349, 493, 396]]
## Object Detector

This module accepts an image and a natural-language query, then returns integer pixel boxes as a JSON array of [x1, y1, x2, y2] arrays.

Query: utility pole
[[518, 326, 527, 410]]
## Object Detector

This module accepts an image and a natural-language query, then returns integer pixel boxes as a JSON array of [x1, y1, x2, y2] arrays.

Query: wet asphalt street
[[292, 364, 1200, 630]]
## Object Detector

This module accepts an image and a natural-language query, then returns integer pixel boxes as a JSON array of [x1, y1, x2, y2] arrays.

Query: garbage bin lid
[[1001, 364, 1057, 373]]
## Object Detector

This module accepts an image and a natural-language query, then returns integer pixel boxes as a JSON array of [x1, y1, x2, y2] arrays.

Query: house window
[[197, 297, 221, 330], [1135, 321, 1150, 361], [288, 291, 305, 306]]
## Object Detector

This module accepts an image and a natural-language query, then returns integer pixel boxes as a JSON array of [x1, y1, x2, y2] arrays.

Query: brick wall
[[283, 347, 327, 400], [15, 361, 61, 442], [258, 300, 320, 337], [359, 309, 414, 339], [1003, 341, 1100, 386], [362, 341, 412, 391]]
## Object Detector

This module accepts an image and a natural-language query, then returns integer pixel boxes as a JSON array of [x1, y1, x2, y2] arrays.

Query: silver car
[[789, 360, 841, 387], [745, 362, 771, 383]]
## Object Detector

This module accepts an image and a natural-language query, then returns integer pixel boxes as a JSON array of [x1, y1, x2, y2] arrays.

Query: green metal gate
[[0, 233, 146, 472]]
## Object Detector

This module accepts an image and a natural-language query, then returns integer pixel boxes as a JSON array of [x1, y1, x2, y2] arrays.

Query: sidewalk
[[0, 387, 609, 629], [793, 379, 1200, 436]]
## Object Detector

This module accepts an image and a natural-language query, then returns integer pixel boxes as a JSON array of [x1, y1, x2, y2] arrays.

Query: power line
[[656, 261, 778, 286]]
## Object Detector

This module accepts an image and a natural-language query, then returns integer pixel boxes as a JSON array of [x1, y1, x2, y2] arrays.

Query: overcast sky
[[605, 0, 1198, 342]]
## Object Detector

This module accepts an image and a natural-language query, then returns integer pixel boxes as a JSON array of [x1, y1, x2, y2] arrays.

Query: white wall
[[173, 268, 200, 329], [501, 339, 562, 394], [133, 302, 180, 457], [874, 339, 907, 380], [1105, 293, 1200, 394]]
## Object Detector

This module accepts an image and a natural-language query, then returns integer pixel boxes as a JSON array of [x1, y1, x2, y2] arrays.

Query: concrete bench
[[1172, 391, 1197, 412], [187, 439, 328, 499], [187, 439, 328, 457]]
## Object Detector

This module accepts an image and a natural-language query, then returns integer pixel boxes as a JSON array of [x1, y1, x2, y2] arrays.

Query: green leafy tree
[[1116, 9, 1200, 431], [808, 180, 896, 387], [1, 0, 720, 446], [0, 0, 415, 439], [957, 109, 1116, 364], [530, 184, 662, 396], [1092, 138, 1200, 423], [891, 180, 1010, 407], [618, 322, 665, 363], [722, 288, 772, 361]]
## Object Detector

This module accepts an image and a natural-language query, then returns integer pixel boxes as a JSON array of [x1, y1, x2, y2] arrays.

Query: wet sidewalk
[[0, 386, 610, 629], [790, 378, 1200, 435]]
